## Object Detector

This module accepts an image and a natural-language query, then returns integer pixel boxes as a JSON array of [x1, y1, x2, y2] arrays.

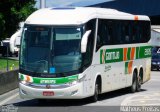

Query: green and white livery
[[19, 7, 151, 102]]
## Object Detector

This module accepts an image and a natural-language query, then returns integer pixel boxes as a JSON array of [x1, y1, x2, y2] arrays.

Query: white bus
[[19, 7, 151, 102], [10, 22, 24, 57], [9, 30, 22, 57]]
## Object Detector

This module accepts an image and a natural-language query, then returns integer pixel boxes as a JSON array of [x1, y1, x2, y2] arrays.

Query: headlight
[[67, 80, 77, 86], [78, 74, 86, 82], [152, 62, 156, 64], [158, 62, 160, 65], [66, 75, 86, 86], [19, 74, 33, 85], [20, 80, 32, 85]]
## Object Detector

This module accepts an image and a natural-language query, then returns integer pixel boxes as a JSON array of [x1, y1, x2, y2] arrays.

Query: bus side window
[[137, 24, 142, 43], [96, 19, 110, 51], [96, 20, 102, 51], [141, 21, 150, 43], [132, 22, 136, 43], [96, 19, 104, 51], [125, 22, 130, 43], [107, 21, 114, 45], [116, 21, 122, 44], [96, 35, 101, 50]]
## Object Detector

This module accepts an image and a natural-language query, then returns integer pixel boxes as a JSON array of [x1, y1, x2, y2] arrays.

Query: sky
[[35, 0, 113, 8]]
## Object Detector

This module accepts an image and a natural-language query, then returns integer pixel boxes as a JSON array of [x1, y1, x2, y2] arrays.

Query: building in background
[[90, 0, 160, 25], [35, 0, 160, 25]]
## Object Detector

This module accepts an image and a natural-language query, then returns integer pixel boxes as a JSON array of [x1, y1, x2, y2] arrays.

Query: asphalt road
[[0, 71, 160, 112]]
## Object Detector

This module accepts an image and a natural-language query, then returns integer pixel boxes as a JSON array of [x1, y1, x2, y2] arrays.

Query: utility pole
[[6, 46, 9, 71], [40, 0, 46, 8]]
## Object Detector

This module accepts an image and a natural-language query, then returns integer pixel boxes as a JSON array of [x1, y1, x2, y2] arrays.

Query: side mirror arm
[[81, 30, 91, 53]]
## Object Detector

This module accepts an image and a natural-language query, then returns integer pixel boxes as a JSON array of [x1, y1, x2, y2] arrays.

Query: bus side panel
[[92, 50, 113, 93], [143, 58, 151, 83], [125, 51, 151, 86], [81, 66, 97, 97], [92, 48, 127, 93], [91, 64, 113, 93], [125, 59, 145, 87], [82, 67, 92, 97]]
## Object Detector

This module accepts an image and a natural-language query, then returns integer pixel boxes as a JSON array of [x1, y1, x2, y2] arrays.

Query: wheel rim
[[131, 72, 137, 92], [137, 75, 142, 91], [138, 76, 141, 85], [94, 83, 98, 101], [133, 78, 136, 90]]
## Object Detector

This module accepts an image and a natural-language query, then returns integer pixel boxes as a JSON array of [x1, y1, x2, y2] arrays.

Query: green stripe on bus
[[100, 49, 106, 64], [139, 46, 152, 58], [127, 48, 131, 60], [100, 46, 151, 64], [101, 48, 123, 64], [125, 62, 129, 74], [136, 47, 140, 59], [20, 74, 78, 84]]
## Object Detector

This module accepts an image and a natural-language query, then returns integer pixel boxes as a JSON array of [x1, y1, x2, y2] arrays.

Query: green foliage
[[0, 0, 37, 40], [0, 13, 5, 40]]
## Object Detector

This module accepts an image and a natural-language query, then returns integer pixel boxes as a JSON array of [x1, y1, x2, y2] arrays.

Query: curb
[[0, 70, 19, 95]]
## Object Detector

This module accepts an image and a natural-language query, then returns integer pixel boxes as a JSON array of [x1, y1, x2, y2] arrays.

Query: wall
[[0, 70, 19, 95]]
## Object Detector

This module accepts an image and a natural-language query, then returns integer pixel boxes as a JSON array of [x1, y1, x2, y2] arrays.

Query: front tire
[[91, 80, 99, 102]]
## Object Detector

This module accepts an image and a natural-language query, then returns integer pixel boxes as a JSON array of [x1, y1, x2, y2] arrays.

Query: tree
[[0, 0, 37, 40], [0, 13, 5, 39]]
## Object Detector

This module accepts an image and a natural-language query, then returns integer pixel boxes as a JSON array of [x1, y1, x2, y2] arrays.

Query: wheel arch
[[94, 73, 102, 94], [138, 66, 144, 83], [132, 66, 138, 77]]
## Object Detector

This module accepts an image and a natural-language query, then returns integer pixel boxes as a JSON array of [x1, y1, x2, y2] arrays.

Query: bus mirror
[[81, 30, 91, 53]]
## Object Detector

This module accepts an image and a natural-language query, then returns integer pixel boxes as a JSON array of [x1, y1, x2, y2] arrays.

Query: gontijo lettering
[[145, 48, 151, 56], [106, 51, 120, 60]]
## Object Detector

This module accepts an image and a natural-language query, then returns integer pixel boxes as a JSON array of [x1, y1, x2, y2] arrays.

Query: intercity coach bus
[[19, 7, 151, 102]]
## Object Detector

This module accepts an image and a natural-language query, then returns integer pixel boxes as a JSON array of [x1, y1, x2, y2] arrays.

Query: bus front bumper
[[19, 82, 85, 99]]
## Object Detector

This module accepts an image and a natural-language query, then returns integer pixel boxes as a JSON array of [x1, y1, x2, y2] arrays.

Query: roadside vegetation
[[0, 57, 19, 72], [0, 0, 36, 41]]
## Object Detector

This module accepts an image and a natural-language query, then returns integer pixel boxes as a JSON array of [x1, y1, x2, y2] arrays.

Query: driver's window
[[83, 19, 96, 68]]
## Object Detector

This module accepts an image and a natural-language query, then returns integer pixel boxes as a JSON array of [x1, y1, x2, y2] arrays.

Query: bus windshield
[[20, 25, 83, 76]]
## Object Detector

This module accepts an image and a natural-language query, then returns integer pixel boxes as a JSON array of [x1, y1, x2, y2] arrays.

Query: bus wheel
[[137, 70, 143, 92], [131, 71, 137, 93], [91, 80, 99, 102], [136, 76, 141, 92]]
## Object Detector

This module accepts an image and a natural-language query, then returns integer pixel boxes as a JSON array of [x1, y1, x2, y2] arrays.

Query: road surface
[[0, 71, 160, 112]]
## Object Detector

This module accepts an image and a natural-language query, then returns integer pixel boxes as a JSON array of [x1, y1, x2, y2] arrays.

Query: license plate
[[43, 91, 54, 96]]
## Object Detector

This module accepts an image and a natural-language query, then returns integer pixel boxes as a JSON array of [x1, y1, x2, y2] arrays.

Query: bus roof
[[25, 7, 150, 25]]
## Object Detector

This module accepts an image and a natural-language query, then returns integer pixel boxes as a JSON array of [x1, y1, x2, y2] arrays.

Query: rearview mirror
[[81, 30, 91, 53]]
